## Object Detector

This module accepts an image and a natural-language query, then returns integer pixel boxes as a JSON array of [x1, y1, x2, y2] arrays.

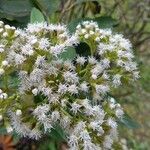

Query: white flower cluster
[[0, 20, 139, 149]]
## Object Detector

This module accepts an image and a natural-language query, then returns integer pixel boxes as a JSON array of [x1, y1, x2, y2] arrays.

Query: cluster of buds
[[0, 20, 139, 149]]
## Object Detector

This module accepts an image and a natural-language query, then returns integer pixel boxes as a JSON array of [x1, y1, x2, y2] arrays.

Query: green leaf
[[118, 113, 140, 129], [0, 127, 7, 135], [0, 0, 33, 21], [49, 125, 67, 142], [0, 72, 20, 90], [30, 7, 45, 23], [38, 140, 56, 150], [34, 0, 60, 15], [59, 47, 77, 61], [34, 93, 45, 104], [48, 141, 57, 150], [75, 42, 91, 57], [94, 16, 118, 28]]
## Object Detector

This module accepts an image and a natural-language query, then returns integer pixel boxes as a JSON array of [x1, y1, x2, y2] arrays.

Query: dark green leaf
[[34, 93, 46, 104], [38, 140, 56, 150], [75, 42, 91, 57], [118, 113, 140, 129], [0, 0, 32, 21], [49, 125, 67, 142], [30, 7, 45, 23], [0, 72, 20, 90], [48, 141, 57, 150], [59, 47, 77, 61], [94, 16, 118, 28], [0, 127, 7, 134], [34, 0, 60, 16]]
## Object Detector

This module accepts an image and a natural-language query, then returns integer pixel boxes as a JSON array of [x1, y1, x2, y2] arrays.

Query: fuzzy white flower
[[39, 38, 50, 50], [80, 82, 89, 92], [63, 71, 79, 83], [88, 56, 97, 64], [76, 56, 86, 65], [22, 44, 34, 56], [68, 84, 78, 94], [95, 84, 110, 94], [0, 44, 4, 53], [71, 102, 81, 114], [68, 134, 79, 149], [113, 74, 122, 87], [107, 118, 117, 129], [115, 108, 124, 118], [58, 83, 68, 94], [2, 60, 9, 66]]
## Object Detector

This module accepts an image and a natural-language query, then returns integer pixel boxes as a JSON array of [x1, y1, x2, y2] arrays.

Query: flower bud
[[92, 74, 97, 79], [0, 68, 5, 75], [6, 126, 13, 133], [2, 93, 8, 99], [2, 60, 9, 66], [84, 34, 89, 39], [32, 88, 38, 96], [2, 32, 8, 38], [0, 115, 3, 121], [95, 37, 100, 42], [81, 29, 86, 34], [16, 109, 22, 116], [89, 30, 94, 35], [0, 28, 3, 33]]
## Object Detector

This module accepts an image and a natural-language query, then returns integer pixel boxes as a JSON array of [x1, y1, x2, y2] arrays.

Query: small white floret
[[16, 109, 22, 116], [0, 115, 3, 121], [6, 126, 13, 133], [2, 60, 9, 66], [0, 68, 5, 75], [32, 88, 38, 96], [91, 74, 97, 79]]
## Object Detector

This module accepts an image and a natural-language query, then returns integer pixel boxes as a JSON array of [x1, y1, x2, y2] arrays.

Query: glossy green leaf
[[30, 7, 45, 23], [94, 16, 118, 28], [118, 113, 140, 129], [0, 0, 32, 21], [59, 47, 77, 61], [49, 125, 67, 142], [34, 0, 60, 15]]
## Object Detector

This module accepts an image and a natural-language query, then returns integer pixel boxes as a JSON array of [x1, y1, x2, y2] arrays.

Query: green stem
[[4, 74, 8, 90]]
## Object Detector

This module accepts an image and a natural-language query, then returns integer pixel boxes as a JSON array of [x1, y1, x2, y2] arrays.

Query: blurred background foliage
[[0, 0, 150, 149]]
